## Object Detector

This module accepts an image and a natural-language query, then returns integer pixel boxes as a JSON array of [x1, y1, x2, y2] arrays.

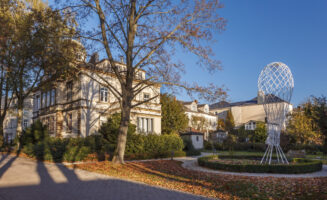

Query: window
[[136, 72, 143, 80], [100, 87, 108, 102], [196, 136, 199, 141], [137, 117, 154, 134], [77, 112, 81, 135], [143, 93, 150, 101], [23, 119, 28, 129], [42, 92, 46, 108], [67, 113, 73, 132], [48, 116, 55, 135], [47, 90, 51, 107], [36, 95, 40, 110], [9, 119, 15, 129], [51, 89, 55, 106], [67, 81, 73, 101], [191, 104, 197, 111]]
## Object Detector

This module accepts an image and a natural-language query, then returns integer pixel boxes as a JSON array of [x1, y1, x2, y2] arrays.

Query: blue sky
[[49, 0, 327, 106], [177, 0, 327, 106]]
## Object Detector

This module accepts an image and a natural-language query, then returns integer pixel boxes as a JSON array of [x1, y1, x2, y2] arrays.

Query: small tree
[[225, 110, 235, 132], [286, 110, 322, 145], [160, 94, 188, 134], [252, 122, 267, 143], [217, 118, 225, 131], [98, 113, 137, 152], [191, 116, 207, 132], [307, 96, 327, 153]]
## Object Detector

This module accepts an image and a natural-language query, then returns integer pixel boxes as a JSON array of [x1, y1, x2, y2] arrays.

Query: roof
[[183, 106, 216, 116], [180, 132, 204, 136], [210, 95, 287, 110], [197, 104, 208, 108], [181, 101, 193, 105]]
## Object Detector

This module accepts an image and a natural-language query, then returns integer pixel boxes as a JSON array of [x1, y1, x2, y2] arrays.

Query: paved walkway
[[0, 154, 210, 200], [176, 153, 327, 178]]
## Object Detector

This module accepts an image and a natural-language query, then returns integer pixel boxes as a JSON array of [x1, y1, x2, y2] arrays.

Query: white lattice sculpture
[[258, 62, 294, 164]]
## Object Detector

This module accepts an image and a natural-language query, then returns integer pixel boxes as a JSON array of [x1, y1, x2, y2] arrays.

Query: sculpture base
[[261, 144, 289, 165]]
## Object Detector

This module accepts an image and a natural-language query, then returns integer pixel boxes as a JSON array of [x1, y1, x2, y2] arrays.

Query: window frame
[[67, 113, 73, 133], [51, 88, 56, 106], [143, 93, 150, 101], [67, 81, 73, 101], [100, 87, 109, 102]]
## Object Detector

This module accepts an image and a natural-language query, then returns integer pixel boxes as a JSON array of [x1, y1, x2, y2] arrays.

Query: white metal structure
[[258, 62, 294, 164]]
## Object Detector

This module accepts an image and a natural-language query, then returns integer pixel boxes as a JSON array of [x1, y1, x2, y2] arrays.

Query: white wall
[[191, 135, 204, 149]]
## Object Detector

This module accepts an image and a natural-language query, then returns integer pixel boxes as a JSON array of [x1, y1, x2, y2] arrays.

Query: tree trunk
[[16, 101, 23, 150], [112, 104, 131, 164], [0, 124, 4, 147]]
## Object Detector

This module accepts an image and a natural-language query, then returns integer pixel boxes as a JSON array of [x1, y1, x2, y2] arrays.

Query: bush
[[98, 114, 185, 159], [198, 155, 322, 174], [21, 116, 186, 162], [125, 150, 186, 160], [213, 142, 266, 152]]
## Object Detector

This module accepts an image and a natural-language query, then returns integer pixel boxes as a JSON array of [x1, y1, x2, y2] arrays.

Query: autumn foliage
[[75, 160, 327, 199]]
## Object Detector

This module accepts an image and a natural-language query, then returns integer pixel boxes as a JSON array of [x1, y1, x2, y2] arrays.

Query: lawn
[[74, 160, 327, 200]]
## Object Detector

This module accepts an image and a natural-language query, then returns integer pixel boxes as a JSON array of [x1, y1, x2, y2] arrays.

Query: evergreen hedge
[[21, 119, 185, 162], [198, 155, 322, 174]]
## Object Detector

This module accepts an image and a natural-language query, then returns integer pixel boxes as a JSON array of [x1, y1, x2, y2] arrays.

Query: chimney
[[89, 53, 99, 64], [257, 91, 264, 104]]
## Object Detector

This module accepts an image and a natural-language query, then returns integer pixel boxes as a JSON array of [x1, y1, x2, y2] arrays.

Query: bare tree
[[59, 0, 227, 164]]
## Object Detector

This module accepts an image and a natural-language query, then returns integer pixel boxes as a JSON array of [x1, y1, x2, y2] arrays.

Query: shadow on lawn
[[0, 148, 209, 200]]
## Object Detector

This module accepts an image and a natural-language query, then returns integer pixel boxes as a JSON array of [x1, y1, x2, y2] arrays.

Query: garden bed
[[198, 155, 323, 174]]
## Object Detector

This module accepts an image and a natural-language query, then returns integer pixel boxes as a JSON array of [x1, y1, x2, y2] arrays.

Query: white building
[[181, 100, 217, 140], [3, 97, 33, 143], [32, 58, 161, 138], [180, 131, 204, 149]]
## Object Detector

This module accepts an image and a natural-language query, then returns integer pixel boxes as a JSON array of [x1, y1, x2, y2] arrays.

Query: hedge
[[125, 150, 186, 160], [198, 155, 323, 174], [21, 121, 185, 162], [206, 142, 324, 155], [208, 142, 266, 152]]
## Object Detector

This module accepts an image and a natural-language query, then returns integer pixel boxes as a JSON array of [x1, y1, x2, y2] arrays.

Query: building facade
[[210, 94, 293, 130], [3, 97, 33, 143], [32, 59, 161, 138], [182, 100, 217, 140]]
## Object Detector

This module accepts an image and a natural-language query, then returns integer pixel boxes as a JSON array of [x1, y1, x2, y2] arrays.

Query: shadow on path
[[0, 155, 209, 200]]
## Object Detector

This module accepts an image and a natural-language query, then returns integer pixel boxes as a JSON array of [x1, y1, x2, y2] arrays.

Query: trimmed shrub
[[198, 155, 323, 174], [21, 116, 186, 162], [213, 142, 266, 152], [125, 150, 186, 160]]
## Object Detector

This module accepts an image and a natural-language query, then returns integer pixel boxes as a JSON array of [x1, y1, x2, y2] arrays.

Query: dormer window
[[204, 107, 209, 113], [191, 104, 197, 111], [143, 93, 150, 101]]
